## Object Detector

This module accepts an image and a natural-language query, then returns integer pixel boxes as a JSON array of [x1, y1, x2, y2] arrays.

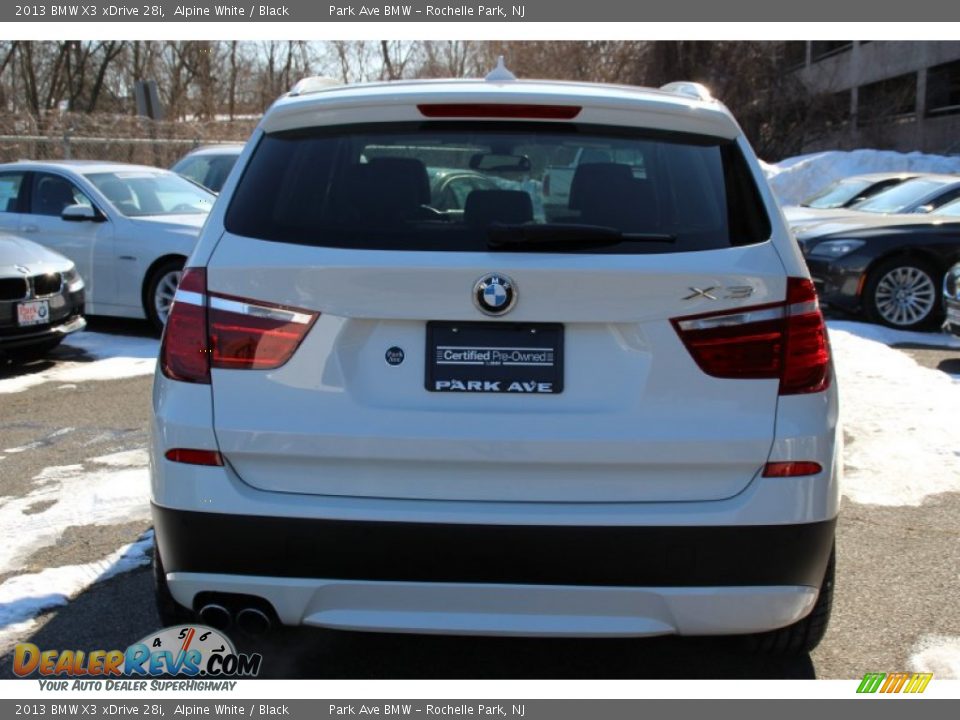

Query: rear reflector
[[165, 448, 224, 466], [417, 103, 582, 119], [762, 461, 823, 477], [160, 267, 318, 383], [672, 277, 831, 395]]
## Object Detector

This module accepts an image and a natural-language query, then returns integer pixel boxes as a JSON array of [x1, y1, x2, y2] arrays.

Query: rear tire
[[743, 544, 835, 654], [145, 258, 185, 333], [153, 540, 195, 627]]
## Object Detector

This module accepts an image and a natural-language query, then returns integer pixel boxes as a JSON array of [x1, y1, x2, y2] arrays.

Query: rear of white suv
[[151, 75, 839, 652]]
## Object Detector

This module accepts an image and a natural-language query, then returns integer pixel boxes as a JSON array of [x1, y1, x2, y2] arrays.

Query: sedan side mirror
[[62, 204, 104, 222], [913, 204, 935, 214]]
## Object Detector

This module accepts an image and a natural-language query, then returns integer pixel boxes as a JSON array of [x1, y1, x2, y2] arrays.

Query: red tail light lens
[[209, 295, 317, 370], [781, 278, 831, 395], [417, 103, 582, 119], [160, 268, 318, 382], [672, 277, 830, 395], [160, 268, 210, 384]]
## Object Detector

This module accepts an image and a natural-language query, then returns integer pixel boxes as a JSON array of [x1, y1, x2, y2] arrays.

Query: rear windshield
[[225, 122, 771, 254]]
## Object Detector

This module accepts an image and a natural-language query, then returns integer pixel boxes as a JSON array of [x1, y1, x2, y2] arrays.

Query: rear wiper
[[486, 223, 676, 249]]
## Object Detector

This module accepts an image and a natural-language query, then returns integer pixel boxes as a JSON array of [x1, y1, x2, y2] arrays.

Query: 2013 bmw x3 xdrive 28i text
[[151, 68, 840, 653]]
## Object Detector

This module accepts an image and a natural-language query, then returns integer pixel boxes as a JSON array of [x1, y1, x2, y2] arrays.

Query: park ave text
[[330, 5, 526, 17]]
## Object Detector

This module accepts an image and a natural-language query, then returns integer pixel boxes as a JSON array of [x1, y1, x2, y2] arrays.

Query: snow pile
[[0, 532, 153, 649], [829, 323, 960, 506], [762, 149, 960, 206], [909, 634, 960, 679], [0, 331, 158, 394]]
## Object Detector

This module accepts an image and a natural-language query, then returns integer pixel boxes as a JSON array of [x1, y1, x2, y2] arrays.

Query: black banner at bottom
[[0, 699, 956, 720]]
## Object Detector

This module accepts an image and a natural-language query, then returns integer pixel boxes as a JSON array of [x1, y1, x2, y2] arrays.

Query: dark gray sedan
[[0, 232, 85, 357]]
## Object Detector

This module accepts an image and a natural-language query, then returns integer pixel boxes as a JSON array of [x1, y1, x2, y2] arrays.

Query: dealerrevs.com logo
[[13, 625, 262, 689]]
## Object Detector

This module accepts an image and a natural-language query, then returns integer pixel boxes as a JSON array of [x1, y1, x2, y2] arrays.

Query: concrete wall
[[796, 41, 960, 154]]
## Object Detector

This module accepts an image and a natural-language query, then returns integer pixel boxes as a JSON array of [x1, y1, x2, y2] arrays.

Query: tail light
[[672, 277, 830, 395], [417, 104, 582, 120], [160, 268, 210, 384], [160, 267, 318, 384]]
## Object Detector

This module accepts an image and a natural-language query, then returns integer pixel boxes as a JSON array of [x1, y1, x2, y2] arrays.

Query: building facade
[[789, 41, 960, 154]]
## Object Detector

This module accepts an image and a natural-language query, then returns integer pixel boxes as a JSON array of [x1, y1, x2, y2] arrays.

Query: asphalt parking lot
[[0, 316, 958, 680]]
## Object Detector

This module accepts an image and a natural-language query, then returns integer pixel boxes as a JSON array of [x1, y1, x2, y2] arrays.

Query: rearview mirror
[[913, 204, 935, 214], [61, 204, 102, 222], [469, 153, 532, 173]]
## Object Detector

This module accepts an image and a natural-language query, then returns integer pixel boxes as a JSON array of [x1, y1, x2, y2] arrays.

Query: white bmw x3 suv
[[151, 70, 840, 653]]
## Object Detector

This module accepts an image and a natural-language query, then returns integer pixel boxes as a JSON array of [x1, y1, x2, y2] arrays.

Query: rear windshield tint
[[225, 122, 771, 254]]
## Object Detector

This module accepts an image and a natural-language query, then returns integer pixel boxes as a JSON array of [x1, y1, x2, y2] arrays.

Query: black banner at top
[[4, 0, 960, 22]]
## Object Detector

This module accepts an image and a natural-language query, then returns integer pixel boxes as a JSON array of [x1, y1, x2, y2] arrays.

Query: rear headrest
[[365, 157, 431, 206], [568, 163, 634, 210], [331, 157, 431, 223], [464, 190, 534, 227]]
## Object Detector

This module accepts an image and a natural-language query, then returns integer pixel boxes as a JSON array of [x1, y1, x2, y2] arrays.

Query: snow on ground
[[762, 149, 960, 206], [908, 634, 960, 679], [0, 532, 152, 649], [0, 331, 158, 394], [830, 320, 960, 351], [0, 451, 150, 575], [829, 321, 960, 506]]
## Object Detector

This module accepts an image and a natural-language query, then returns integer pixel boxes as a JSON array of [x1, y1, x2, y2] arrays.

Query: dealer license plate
[[17, 299, 50, 327], [426, 321, 563, 394]]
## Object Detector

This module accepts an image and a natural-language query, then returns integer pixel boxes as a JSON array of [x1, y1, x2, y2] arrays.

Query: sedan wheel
[[870, 263, 937, 329], [145, 259, 186, 332], [154, 269, 182, 326]]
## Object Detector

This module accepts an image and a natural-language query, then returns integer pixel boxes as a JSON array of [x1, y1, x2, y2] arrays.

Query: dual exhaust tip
[[198, 602, 273, 636]]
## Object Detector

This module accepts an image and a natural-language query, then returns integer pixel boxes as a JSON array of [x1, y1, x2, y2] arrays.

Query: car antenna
[[485, 56, 517, 82]]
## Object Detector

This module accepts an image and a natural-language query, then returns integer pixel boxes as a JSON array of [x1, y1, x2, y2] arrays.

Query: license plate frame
[[426, 321, 564, 394], [17, 299, 50, 327]]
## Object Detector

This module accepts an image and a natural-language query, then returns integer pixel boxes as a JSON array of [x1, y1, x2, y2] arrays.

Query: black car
[[801, 199, 960, 329]]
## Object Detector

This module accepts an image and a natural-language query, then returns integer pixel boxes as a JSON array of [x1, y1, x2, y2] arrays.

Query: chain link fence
[[0, 113, 258, 167]]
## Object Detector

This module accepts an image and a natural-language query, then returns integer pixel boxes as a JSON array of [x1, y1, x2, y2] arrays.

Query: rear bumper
[[155, 506, 833, 637], [165, 572, 821, 637], [153, 504, 836, 589]]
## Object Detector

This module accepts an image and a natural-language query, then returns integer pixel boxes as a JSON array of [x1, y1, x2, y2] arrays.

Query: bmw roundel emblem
[[474, 273, 517, 316]]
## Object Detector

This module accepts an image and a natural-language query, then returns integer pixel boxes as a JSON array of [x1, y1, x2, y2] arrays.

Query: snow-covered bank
[[763, 149, 960, 206], [829, 322, 960, 506], [0, 532, 152, 649]]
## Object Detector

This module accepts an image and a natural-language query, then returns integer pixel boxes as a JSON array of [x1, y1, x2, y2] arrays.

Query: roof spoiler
[[659, 81, 713, 102], [288, 76, 342, 97]]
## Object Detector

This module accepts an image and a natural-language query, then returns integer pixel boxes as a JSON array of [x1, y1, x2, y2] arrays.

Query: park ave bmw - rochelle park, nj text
[[26, 4, 530, 19]]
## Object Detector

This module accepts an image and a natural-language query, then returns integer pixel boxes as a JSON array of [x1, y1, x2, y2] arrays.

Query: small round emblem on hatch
[[385, 347, 405, 366], [474, 274, 517, 316]]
